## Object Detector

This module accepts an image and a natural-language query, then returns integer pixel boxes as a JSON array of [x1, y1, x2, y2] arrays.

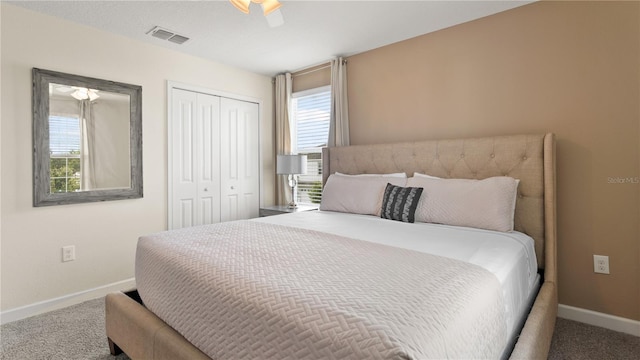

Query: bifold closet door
[[220, 97, 260, 221], [170, 89, 221, 229]]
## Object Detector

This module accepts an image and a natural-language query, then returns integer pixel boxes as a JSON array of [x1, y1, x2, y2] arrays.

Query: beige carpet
[[548, 317, 639, 360], [1, 298, 127, 360], [1, 297, 638, 359]]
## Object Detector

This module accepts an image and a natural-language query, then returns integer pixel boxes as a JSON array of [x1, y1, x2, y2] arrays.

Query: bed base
[[106, 285, 556, 360], [105, 290, 209, 360]]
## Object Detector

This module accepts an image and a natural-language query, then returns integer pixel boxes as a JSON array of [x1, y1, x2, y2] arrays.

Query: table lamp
[[276, 154, 307, 208]]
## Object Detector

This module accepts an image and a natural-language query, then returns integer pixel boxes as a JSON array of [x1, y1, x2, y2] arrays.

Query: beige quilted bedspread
[[136, 221, 507, 359]]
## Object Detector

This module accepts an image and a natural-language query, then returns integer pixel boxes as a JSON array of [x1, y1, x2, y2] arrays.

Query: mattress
[[254, 210, 539, 338], [136, 211, 538, 359]]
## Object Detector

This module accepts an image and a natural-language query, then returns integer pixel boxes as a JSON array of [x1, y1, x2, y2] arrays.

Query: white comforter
[[254, 210, 539, 337], [136, 217, 514, 359]]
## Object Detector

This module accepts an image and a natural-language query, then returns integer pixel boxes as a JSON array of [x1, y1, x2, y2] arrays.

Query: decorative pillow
[[380, 183, 423, 223], [320, 174, 407, 216], [406, 176, 520, 232], [335, 172, 407, 178]]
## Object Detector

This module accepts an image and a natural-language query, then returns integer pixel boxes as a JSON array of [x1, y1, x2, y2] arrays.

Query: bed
[[105, 133, 557, 359]]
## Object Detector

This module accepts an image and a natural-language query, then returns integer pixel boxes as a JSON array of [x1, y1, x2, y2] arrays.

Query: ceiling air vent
[[147, 26, 190, 45], [167, 34, 190, 45]]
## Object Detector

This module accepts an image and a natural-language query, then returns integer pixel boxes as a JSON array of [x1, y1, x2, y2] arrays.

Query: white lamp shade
[[277, 154, 307, 175]]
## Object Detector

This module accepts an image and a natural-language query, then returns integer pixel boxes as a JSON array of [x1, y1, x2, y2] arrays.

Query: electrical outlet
[[593, 255, 609, 274], [62, 245, 75, 262]]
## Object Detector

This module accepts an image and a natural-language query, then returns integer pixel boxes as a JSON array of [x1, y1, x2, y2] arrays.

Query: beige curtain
[[80, 100, 96, 190], [275, 73, 293, 205], [328, 57, 350, 147]]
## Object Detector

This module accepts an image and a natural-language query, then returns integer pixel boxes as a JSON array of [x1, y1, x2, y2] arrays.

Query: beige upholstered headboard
[[322, 133, 556, 276]]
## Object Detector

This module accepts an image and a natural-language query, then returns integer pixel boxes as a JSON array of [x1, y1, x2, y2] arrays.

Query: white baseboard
[[0, 278, 136, 325], [558, 304, 640, 337]]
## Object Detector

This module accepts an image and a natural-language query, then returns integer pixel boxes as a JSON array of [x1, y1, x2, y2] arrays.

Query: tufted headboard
[[322, 133, 556, 276]]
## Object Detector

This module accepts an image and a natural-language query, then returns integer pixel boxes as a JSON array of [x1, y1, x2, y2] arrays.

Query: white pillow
[[320, 174, 407, 216], [406, 176, 520, 232], [412, 172, 440, 179], [335, 172, 407, 178]]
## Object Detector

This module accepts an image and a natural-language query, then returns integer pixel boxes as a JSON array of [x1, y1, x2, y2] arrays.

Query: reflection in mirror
[[49, 83, 131, 192], [33, 69, 142, 206]]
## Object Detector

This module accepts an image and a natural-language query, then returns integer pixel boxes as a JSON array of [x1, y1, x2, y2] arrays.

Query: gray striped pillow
[[380, 183, 423, 223]]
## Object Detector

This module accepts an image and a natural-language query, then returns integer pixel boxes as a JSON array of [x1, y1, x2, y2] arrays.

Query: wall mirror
[[32, 68, 142, 206]]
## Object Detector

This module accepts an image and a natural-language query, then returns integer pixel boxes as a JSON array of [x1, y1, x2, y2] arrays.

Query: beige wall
[[348, 1, 639, 320], [0, 4, 274, 311]]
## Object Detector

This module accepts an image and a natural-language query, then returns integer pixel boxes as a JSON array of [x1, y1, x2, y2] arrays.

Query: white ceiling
[[10, 1, 531, 76]]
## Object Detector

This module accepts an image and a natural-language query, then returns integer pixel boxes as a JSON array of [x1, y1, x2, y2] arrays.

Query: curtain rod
[[292, 63, 331, 77], [287, 58, 347, 78]]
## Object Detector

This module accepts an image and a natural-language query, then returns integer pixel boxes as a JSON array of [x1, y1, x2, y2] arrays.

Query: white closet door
[[170, 89, 221, 229], [195, 93, 221, 226], [220, 97, 260, 221]]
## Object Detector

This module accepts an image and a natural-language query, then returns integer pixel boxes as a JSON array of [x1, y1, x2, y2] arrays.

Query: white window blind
[[290, 86, 330, 205], [49, 115, 80, 156], [48, 115, 81, 193]]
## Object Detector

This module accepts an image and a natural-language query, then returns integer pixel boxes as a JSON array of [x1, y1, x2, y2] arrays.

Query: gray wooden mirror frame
[[32, 68, 143, 206]]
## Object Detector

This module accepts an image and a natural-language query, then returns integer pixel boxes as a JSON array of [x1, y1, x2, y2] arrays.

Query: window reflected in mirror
[[49, 114, 80, 192], [48, 83, 132, 192]]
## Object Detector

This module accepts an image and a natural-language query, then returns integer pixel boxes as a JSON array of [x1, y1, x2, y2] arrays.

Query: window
[[49, 115, 81, 193], [290, 86, 330, 205]]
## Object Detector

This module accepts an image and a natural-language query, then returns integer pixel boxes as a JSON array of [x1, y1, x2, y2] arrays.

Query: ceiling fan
[[50, 84, 100, 101], [230, 0, 284, 28]]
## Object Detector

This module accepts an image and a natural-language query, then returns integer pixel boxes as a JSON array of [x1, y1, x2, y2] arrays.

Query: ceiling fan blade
[[265, 8, 284, 28], [230, 0, 250, 14], [261, 0, 281, 15]]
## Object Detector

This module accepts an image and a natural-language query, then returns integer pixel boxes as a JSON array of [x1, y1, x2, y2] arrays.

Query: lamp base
[[288, 175, 298, 209]]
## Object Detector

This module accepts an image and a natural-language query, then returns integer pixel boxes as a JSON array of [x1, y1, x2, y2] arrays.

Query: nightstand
[[259, 204, 319, 217]]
